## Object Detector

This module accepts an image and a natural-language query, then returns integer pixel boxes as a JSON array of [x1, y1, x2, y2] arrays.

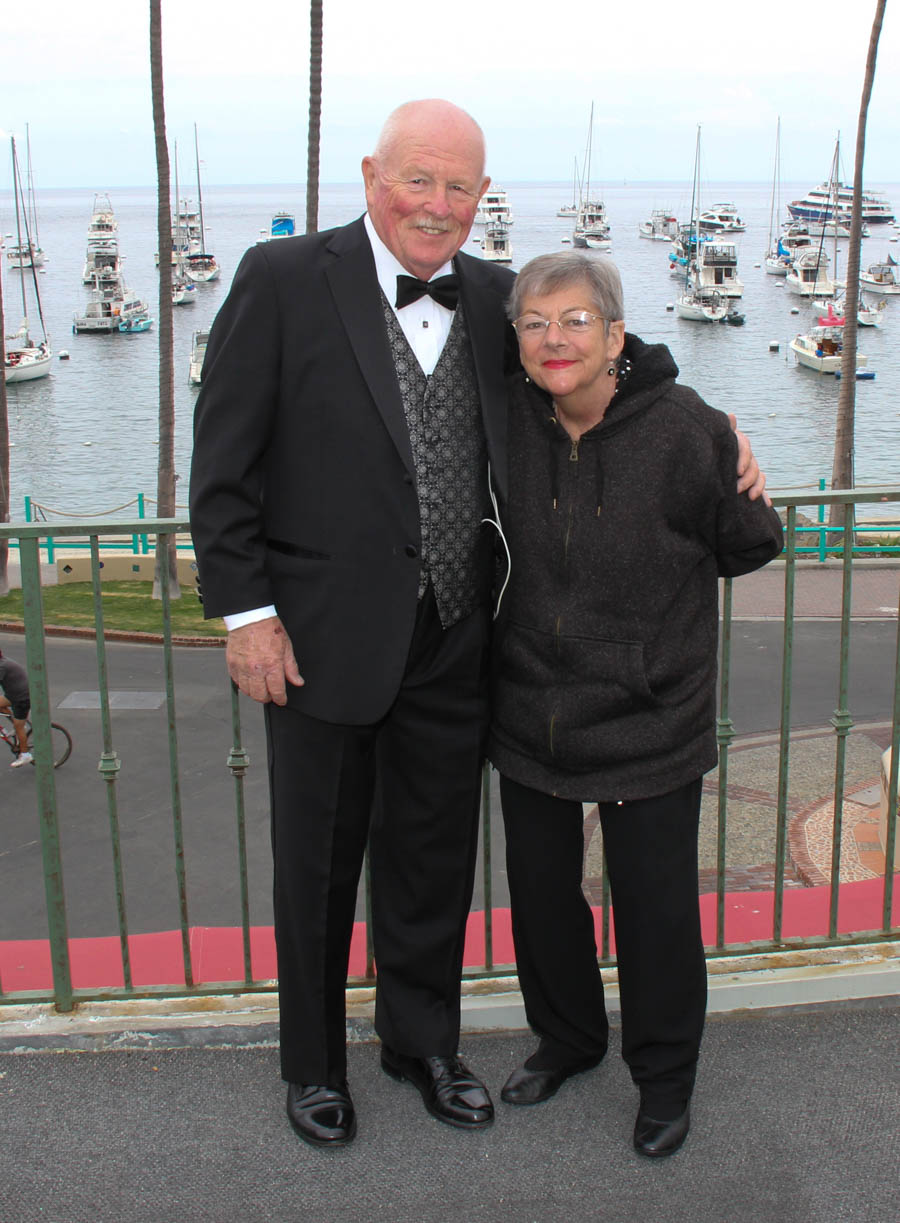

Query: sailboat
[[4, 137, 52, 382], [573, 105, 611, 251], [676, 127, 727, 323], [183, 124, 219, 283], [764, 118, 791, 275], [5, 125, 45, 270]]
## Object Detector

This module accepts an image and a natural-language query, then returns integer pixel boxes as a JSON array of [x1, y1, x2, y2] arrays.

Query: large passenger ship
[[787, 181, 894, 225]]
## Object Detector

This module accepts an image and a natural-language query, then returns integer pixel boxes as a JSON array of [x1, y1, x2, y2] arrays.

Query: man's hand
[[729, 414, 771, 505], [225, 616, 304, 705]]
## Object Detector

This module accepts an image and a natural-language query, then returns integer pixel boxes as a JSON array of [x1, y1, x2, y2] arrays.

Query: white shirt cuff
[[223, 606, 278, 631]]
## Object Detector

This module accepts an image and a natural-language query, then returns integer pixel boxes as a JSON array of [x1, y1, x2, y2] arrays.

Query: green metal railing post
[[716, 579, 736, 949], [882, 611, 900, 931], [773, 507, 798, 942], [19, 535, 73, 1011], [228, 681, 253, 984], [159, 537, 194, 987], [818, 478, 827, 563], [90, 535, 131, 989], [138, 493, 149, 555], [828, 508, 856, 937], [481, 763, 494, 972]]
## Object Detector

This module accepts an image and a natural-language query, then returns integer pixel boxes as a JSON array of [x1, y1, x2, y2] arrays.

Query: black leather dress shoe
[[500, 1054, 603, 1106], [633, 1104, 690, 1157], [286, 1082, 357, 1148], [380, 1047, 494, 1128]]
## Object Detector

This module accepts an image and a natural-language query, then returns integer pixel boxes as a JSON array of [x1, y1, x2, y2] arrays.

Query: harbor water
[[3, 180, 900, 520]]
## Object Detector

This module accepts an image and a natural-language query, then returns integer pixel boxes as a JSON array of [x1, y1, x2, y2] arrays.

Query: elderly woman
[[489, 252, 783, 1157]]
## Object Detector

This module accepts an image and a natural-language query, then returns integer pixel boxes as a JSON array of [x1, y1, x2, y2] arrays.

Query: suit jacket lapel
[[325, 218, 416, 477]]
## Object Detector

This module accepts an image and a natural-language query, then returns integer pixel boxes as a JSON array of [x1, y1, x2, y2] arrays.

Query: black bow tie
[[395, 273, 459, 311]]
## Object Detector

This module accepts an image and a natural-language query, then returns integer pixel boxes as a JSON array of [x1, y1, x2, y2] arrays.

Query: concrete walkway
[[3, 1002, 898, 1223]]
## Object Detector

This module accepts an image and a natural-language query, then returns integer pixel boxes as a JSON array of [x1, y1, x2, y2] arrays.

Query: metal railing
[[0, 491, 898, 1012]]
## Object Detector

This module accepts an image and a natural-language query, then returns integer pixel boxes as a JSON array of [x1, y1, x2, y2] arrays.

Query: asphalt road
[[1, 621, 897, 941]]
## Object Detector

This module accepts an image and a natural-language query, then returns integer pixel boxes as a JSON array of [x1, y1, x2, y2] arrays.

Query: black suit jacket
[[189, 216, 516, 724]]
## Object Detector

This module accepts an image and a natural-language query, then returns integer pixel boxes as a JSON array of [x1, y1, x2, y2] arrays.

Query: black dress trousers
[[266, 588, 491, 1087], [500, 774, 707, 1118]]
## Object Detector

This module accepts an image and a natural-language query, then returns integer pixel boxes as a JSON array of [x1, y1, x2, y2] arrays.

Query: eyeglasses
[[512, 310, 607, 340]]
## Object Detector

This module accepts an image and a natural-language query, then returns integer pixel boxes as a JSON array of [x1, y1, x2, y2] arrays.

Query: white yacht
[[692, 240, 744, 298], [639, 209, 679, 241], [573, 200, 610, 249], [189, 330, 210, 385], [787, 180, 894, 225], [766, 224, 814, 275], [786, 249, 834, 297], [475, 188, 513, 226], [697, 203, 745, 232], [73, 275, 150, 333], [789, 324, 868, 373], [481, 221, 513, 263], [4, 329, 51, 383], [82, 194, 119, 281], [859, 260, 900, 295]]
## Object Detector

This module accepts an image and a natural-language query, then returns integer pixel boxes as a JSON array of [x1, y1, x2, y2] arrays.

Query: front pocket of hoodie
[[493, 622, 654, 765]]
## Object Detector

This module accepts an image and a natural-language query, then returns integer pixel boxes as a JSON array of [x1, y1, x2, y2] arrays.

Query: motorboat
[[82, 238, 122, 286], [481, 220, 513, 263], [789, 324, 868, 374], [189, 330, 210, 385], [859, 259, 900, 294], [766, 224, 813, 275], [573, 201, 610, 249], [668, 226, 708, 278], [639, 209, 679, 241], [697, 203, 745, 232], [786, 249, 834, 297], [73, 276, 151, 333], [118, 314, 153, 333], [787, 179, 894, 225], [82, 194, 119, 281], [692, 240, 744, 298], [257, 212, 296, 242], [475, 188, 513, 226], [676, 287, 728, 322]]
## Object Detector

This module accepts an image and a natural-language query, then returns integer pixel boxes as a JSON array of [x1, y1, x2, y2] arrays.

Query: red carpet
[[1, 878, 896, 994]]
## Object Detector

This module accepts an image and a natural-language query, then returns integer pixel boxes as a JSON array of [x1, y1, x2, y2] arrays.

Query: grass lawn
[[0, 581, 226, 638]]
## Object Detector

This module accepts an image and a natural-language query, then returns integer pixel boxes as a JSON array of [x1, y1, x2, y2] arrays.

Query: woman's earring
[[607, 365, 616, 377]]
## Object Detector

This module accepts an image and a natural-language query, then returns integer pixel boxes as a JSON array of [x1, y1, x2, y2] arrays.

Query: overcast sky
[[2, 0, 898, 190]]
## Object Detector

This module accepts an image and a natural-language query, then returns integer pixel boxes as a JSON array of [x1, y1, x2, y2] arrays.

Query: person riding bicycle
[[0, 649, 32, 767]]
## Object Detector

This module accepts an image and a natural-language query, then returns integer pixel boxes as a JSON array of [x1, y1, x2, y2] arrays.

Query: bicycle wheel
[[25, 721, 74, 768]]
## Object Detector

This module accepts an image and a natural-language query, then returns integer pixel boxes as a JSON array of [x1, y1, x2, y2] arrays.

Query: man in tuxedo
[[190, 99, 513, 1148], [190, 98, 764, 1149]]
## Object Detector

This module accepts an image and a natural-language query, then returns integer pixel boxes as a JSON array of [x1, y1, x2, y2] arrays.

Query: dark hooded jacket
[[488, 333, 783, 802]]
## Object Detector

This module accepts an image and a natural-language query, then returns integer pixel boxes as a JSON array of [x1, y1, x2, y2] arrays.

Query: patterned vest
[[381, 294, 489, 628]]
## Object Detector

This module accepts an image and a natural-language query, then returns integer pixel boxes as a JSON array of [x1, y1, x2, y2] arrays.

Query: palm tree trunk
[[149, 0, 180, 598], [830, 0, 887, 528], [305, 0, 323, 235], [0, 263, 10, 596]]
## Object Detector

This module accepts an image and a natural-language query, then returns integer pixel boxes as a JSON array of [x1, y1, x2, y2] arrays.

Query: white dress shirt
[[224, 215, 457, 631]]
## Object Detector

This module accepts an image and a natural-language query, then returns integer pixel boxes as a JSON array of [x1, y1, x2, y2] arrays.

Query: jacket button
[[405, 545, 418, 559]]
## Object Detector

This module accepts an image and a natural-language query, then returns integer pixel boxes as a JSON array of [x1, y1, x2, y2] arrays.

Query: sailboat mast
[[766, 116, 781, 256], [173, 138, 180, 262], [10, 138, 29, 322], [25, 123, 40, 248], [583, 102, 594, 202], [194, 122, 206, 255], [687, 125, 701, 288]]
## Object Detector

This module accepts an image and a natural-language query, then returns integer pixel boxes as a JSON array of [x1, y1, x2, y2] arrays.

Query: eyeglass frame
[[512, 309, 610, 341]]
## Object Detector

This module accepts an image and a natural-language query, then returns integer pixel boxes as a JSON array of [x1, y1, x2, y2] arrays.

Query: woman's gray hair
[[507, 252, 625, 323]]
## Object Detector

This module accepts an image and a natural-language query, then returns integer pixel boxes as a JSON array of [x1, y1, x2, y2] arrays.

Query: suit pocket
[[266, 538, 332, 561]]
